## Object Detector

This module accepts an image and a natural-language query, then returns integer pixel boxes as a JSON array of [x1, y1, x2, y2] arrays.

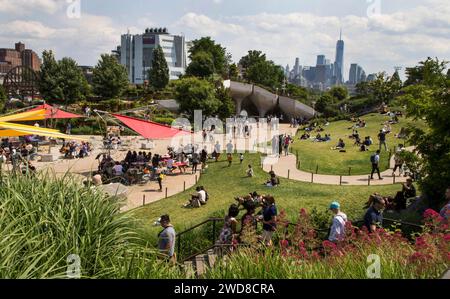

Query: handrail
[[177, 217, 224, 237]]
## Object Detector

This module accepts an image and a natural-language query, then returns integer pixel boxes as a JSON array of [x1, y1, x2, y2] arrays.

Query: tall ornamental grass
[[0, 172, 183, 279]]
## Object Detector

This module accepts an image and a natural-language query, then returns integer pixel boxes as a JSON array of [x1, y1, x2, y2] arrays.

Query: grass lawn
[[290, 113, 424, 175], [130, 153, 402, 242]]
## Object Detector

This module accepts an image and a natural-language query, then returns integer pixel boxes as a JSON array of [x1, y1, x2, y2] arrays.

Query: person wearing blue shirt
[[260, 196, 277, 246], [364, 197, 385, 233]]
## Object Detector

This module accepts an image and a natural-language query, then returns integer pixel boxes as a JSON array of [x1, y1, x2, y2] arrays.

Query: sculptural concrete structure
[[226, 80, 316, 119]]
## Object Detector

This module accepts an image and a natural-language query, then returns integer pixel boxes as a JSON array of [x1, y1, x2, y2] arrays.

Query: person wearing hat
[[328, 201, 348, 243], [157, 214, 176, 263]]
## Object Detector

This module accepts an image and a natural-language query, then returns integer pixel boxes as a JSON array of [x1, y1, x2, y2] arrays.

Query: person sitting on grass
[[331, 138, 345, 150], [265, 171, 280, 187], [300, 132, 310, 140], [246, 165, 254, 177], [184, 186, 206, 208]]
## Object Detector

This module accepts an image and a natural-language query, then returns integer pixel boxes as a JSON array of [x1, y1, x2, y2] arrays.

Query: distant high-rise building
[[316, 55, 326, 66], [293, 58, 301, 78], [334, 29, 345, 85], [366, 73, 376, 81], [349, 63, 366, 84], [118, 28, 188, 84], [285, 64, 290, 77]]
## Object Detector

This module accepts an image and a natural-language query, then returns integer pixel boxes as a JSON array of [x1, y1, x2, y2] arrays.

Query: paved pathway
[[261, 125, 414, 186]]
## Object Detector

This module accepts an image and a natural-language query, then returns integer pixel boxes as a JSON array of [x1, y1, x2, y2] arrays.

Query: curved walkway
[[261, 148, 414, 186]]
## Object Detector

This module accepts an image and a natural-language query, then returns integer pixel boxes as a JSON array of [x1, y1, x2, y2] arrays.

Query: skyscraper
[[349, 63, 366, 84], [293, 58, 301, 78], [334, 29, 344, 85], [316, 55, 326, 66]]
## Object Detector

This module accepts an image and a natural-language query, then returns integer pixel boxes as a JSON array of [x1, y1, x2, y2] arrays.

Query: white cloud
[[0, 0, 63, 15], [173, 4, 450, 78]]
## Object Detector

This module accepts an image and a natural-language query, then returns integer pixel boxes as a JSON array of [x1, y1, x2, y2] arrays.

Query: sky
[[0, 0, 449, 80]]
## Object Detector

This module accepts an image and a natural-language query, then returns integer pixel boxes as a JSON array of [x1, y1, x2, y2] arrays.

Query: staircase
[[183, 249, 219, 278]]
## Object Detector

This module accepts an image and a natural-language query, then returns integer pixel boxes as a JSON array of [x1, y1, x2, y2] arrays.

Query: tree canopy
[[399, 57, 450, 206], [239, 50, 284, 90], [92, 54, 129, 99], [188, 37, 229, 76], [186, 51, 215, 78], [38, 50, 88, 104], [174, 77, 221, 119], [148, 45, 169, 90]]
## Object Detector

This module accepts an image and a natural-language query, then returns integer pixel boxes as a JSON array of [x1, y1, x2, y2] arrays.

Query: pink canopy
[[112, 114, 191, 139], [29, 104, 83, 119]]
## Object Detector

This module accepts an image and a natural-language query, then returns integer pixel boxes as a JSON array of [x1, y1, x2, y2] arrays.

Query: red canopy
[[112, 114, 191, 139], [29, 104, 83, 119]]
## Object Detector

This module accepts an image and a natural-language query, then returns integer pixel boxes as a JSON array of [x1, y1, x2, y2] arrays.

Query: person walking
[[370, 150, 383, 180], [378, 130, 388, 151], [328, 201, 348, 243], [157, 214, 177, 263]]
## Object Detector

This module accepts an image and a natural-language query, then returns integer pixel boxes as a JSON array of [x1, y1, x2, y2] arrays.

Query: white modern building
[[119, 28, 188, 84]]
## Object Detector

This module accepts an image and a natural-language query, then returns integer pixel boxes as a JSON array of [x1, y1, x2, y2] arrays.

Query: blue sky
[[0, 0, 449, 80]]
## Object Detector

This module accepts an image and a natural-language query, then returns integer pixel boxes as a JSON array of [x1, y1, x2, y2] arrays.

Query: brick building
[[0, 42, 41, 75]]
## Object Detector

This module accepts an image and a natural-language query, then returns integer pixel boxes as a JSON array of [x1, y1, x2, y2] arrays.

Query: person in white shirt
[[328, 201, 347, 243], [198, 187, 207, 205], [226, 141, 234, 154], [214, 141, 221, 162]]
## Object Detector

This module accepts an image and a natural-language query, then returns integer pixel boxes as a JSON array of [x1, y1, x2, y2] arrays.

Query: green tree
[[246, 60, 284, 90], [368, 72, 401, 104], [174, 77, 221, 119], [315, 93, 333, 113], [228, 63, 239, 80], [93, 54, 129, 99], [186, 51, 215, 78], [404, 57, 448, 87], [148, 45, 169, 90], [215, 86, 235, 119], [328, 86, 348, 102], [188, 37, 228, 76], [399, 58, 450, 207], [38, 50, 63, 102], [355, 81, 370, 97], [58, 57, 89, 104], [0, 85, 6, 112], [239, 50, 266, 70]]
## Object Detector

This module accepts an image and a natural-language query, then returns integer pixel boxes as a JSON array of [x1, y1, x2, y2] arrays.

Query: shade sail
[[112, 114, 191, 139], [0, 122, 86, 140], [0, 109, 47, 122], [28, 104, 83, 119]]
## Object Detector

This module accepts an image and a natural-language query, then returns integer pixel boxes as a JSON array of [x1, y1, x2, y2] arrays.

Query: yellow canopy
[[0, 122, 86, 141], [0, 109, 47, 122]]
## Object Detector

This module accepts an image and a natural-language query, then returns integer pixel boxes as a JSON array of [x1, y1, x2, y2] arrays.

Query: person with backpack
[[370, 150, 383, 180], [328, 201, 348, 243]]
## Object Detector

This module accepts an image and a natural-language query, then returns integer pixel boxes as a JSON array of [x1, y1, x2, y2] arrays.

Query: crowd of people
[[0, 137, 38, 174], [60, 141, 93, 159]]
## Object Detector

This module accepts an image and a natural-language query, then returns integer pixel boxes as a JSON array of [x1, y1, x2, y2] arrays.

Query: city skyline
[[0, 0, 449, 80]]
